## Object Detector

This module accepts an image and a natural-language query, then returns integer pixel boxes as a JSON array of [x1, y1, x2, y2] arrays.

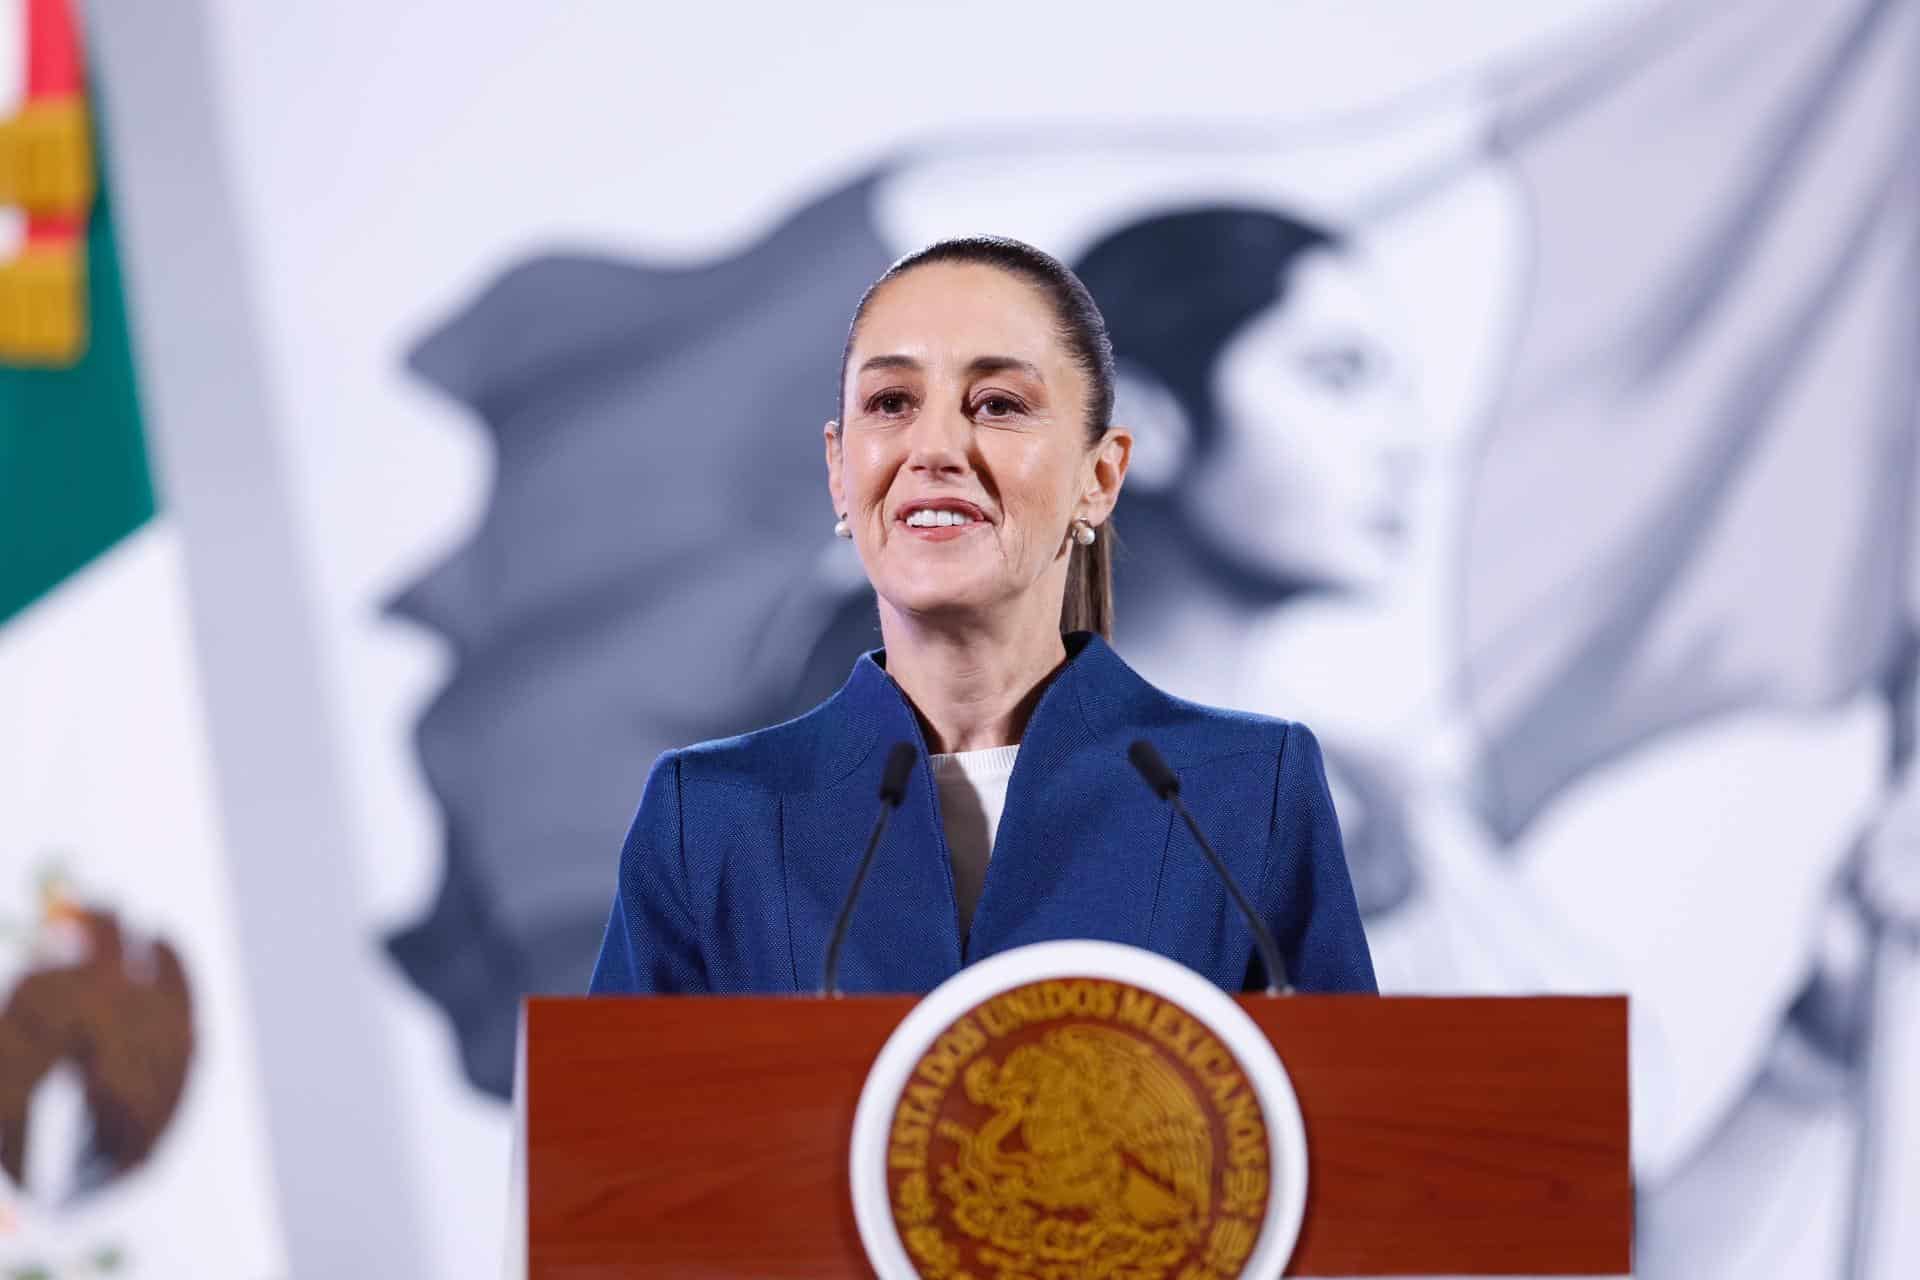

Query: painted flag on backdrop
[[0, 1, 283, 1274], [1462, 0, 1920, 842], [1458, 0, 1920, 1274]]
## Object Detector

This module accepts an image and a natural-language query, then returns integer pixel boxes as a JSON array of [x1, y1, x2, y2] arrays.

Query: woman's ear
[[1080, 425, 1133, 525], [824, 419, 845, 518], [1110, 361, 1192, 493]]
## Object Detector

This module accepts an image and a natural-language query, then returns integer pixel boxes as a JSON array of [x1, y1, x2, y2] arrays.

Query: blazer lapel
[[778, 657, 962, 993], [965, 635, 1172, 960], [781, 634, 1179, 985]]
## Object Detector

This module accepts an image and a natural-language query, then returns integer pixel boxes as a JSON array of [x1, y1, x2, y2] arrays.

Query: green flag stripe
[[0, 163, 155, 627]]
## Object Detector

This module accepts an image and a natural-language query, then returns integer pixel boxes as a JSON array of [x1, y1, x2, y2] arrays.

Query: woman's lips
[[897, 520, 986, 543], [893, 498, 992, 542]]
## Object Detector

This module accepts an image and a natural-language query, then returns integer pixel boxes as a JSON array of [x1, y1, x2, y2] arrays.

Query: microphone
[[1128, 739, 1291, 995], [820, 742, 918, 997]]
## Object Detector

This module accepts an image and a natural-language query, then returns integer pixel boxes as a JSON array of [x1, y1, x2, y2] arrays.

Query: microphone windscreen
[[879, 742, 917, 805], [1127, 739, 1180, 799]]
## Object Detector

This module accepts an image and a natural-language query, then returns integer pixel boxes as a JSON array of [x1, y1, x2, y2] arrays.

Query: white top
[[929, 745, 1019, 940]]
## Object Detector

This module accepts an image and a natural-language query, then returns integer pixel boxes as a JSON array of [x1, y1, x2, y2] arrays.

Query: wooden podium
[[517, 994, 1630, 1277]]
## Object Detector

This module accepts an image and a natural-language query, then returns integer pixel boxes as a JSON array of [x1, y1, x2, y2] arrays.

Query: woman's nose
[[904, 403, 972, 475]]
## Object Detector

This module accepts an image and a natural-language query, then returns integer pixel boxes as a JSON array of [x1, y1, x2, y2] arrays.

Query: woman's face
[[827, 262, 1129, 630], [1182, 245, 1418, 594]]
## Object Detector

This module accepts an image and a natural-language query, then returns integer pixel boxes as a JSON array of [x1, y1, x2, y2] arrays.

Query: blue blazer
[[589, 632, 1376, 996]]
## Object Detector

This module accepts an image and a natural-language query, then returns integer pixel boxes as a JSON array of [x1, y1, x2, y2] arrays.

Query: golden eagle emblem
[[887, 978, 1271, 1280], [0, 872, 194, 1203]]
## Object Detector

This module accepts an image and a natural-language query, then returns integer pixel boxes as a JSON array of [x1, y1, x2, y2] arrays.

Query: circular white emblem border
[[850, 939, 1309, 1279]]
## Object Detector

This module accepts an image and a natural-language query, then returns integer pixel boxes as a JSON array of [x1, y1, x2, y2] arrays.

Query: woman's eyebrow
[[965, 355, 1043, 381], [856, 354, 1043, 381]]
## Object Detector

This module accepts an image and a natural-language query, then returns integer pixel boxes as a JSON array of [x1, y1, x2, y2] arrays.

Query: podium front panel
[[525, 994, 1629, 1276]]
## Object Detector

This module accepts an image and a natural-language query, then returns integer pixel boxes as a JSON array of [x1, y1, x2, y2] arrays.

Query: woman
[[1072, 204, 1901, 1269], [1083, 207, 1418, 623], [1068, 206, 1673, 1154], [1072, 205, 1423, 919], [588, 236, 1376, 996]]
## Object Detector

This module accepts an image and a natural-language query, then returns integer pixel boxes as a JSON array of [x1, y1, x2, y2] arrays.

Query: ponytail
[[1060, 518, 1116, 639]]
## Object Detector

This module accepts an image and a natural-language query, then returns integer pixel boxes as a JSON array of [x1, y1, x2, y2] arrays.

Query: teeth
[[906, 509, 975, 528]]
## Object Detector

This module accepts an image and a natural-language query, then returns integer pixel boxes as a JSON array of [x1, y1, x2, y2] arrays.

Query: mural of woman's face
[[1181, 245, 1417, 594]]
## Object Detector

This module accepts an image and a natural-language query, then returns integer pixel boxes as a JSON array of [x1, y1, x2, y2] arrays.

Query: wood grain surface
[[526, 994, 1630, 1277]]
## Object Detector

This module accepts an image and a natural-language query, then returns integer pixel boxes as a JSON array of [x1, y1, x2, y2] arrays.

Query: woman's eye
[[974, 395, 1024, 419], [869, 391, 913, 416], [1299, 344, 1378, 393]]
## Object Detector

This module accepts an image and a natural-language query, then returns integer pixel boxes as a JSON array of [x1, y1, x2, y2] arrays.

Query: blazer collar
[[826, 630, 1154, 775], [795, 631, 1172, 981]]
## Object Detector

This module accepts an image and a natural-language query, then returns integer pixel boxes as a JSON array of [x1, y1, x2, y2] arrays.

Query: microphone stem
[[1170, 793, 1290, 996], [820, 802, 897, 998]]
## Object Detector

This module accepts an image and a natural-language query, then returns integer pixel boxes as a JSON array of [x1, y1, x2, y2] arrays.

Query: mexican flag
[[0, 1, 282, 1274]]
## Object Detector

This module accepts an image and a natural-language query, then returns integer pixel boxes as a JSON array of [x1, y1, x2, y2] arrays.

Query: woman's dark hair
[[1073, 206, 1337, 464], [837, 235, 1119, 638]]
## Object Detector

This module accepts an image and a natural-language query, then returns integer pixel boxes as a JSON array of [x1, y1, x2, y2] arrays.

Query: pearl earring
[[1072, 519, 1096, 547], [834, 514, 852, 539]]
